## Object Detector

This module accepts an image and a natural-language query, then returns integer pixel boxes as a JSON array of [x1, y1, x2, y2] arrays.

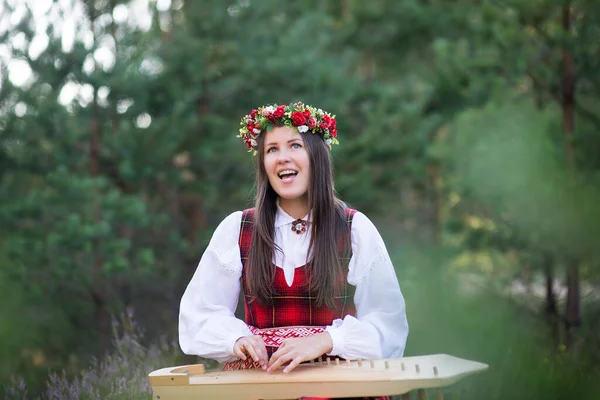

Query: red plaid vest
[[235, 209, 390, 400], [239, 208, 357, 329]]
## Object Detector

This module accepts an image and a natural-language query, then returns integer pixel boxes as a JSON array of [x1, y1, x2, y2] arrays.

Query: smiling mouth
[[278, 169, 298, 182]]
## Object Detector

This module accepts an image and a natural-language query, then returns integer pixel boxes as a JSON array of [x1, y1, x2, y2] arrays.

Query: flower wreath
[[238, 102, 339, 154]]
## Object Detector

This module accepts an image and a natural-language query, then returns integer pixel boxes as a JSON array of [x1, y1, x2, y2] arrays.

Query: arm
[[325, 211, 409, 360], [178, 211, 254, 363]]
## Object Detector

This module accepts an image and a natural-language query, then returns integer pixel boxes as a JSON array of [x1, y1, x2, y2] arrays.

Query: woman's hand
[[267, 332, 333, 373], [233, 335, 268, 370]]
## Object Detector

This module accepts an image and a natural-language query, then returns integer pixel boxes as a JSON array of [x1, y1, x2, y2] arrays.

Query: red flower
[[330, 128, 337, 138], [246, 123, 256, 132], [273, 105, 285, 118], [303, 109, 311, 118], [250, 109, 258, 118], [322, 114, 332, 128], [291, 111, 306, 126], [330, 117, 337, 129], [307, 117, 317, 129]]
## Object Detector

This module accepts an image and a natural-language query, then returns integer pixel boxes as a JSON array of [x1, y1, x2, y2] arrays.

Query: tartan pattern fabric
[[239, 208, 357, 330], [232, 208, 390, 400]]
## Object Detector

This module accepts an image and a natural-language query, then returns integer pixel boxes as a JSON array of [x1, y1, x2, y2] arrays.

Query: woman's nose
[[276, 148, 290, 163]]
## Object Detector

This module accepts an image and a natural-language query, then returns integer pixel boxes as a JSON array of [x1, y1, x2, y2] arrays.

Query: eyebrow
[[264, 138, 303, 147]]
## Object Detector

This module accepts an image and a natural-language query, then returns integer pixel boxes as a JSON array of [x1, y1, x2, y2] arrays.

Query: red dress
[[236, 208, 389, 400]]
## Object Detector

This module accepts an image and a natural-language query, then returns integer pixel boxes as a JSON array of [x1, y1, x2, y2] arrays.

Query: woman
[[179, 102, 408, 399]]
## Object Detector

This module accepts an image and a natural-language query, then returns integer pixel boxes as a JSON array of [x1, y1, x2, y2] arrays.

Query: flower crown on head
[[238, 102, 339, 154]]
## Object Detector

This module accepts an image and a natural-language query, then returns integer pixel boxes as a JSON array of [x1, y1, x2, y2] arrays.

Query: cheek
[[263, 155, 274, 173], [302, 154, 310, 174]]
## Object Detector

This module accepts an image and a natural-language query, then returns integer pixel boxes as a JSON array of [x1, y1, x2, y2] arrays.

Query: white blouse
[[179, 205, 408, 363]]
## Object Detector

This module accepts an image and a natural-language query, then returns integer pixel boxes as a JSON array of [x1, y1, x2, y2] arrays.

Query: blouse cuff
[[325, 320, 345, 356]]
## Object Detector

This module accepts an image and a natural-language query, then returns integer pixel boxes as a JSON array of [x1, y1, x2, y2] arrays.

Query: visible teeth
[[278, 170, 297, 178]]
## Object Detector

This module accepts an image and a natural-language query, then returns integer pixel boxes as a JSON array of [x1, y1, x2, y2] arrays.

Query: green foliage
[[394, 245, 600, 400], [3, 310, 183, 400], [1, 0, 600, 397], [446, 97, 600, 261]]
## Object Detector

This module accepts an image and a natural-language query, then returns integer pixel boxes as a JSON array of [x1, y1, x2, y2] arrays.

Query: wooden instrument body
[[148, 354, 488, 400]]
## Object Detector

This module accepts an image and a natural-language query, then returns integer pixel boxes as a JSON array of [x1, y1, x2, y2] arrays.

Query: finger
[[283, 357, 302, 374], [267, 351, 292, 373], [267, 346, 283, 368], [233, 342, 247, 360], [244, 342, 262, 364], [247, 338, 267, 369], [254, 341, 268, 369]]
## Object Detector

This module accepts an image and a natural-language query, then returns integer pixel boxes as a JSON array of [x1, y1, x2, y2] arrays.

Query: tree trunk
[[542, 256, 560, 346], [561, 5, 575, 168], [561, 3, 581, 348], [565, 259, 581, 346], [543, 258, 558, 317]]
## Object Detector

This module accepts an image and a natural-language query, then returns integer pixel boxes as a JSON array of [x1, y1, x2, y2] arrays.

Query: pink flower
[[307, 117, 317, 129]]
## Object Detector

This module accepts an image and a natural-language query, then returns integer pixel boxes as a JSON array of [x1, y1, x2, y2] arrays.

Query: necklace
[[291, 219, 307, 235]]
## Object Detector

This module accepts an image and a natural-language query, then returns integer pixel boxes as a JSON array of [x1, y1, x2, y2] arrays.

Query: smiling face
[[262, 126, 311, 214]]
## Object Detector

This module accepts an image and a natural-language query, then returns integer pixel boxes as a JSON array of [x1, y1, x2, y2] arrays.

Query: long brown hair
[[245, 131, 350, 309]]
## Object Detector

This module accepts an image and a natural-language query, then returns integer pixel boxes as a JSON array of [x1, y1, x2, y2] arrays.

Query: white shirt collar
[[274, 201, 311, 229]]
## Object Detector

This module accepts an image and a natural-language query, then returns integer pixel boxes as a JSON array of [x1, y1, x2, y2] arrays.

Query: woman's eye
[[266, 147, 277, 153], [291, 143, 302, 149]]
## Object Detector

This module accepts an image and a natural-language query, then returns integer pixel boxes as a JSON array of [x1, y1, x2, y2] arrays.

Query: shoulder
[[349, 210, 388, 254], [349, 210, 379, 234], [240, 208, 256, 220], [220, 210, 245, 227], [210, 210, 244, 240], [343, 207, 358, 221]]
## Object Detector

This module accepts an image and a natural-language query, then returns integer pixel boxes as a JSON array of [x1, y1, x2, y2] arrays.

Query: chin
[[278, 192, 305, 201]]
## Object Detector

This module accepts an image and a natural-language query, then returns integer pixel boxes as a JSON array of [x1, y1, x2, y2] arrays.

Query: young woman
[[178, 102, 408, 400]]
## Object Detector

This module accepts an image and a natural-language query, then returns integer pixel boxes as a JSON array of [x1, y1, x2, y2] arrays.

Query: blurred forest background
[[1, 0, 600, 399]]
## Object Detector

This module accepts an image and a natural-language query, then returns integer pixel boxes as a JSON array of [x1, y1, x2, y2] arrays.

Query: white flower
[[253, 128, 261, 134], [297, 125, 309, 133], [325, 138, 332, 145], [250, 139, 257, 147]]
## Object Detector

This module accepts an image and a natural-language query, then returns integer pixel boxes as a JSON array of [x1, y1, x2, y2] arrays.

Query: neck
[[278, 196, 309, 220]]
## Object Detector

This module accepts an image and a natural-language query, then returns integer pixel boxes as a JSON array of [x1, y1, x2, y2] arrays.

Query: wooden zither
[[148, 353, 488, 399]]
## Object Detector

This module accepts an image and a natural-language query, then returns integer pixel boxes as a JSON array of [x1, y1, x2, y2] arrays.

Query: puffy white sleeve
[[178, 211, 252, 363], [325, 211, 409, 360]]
